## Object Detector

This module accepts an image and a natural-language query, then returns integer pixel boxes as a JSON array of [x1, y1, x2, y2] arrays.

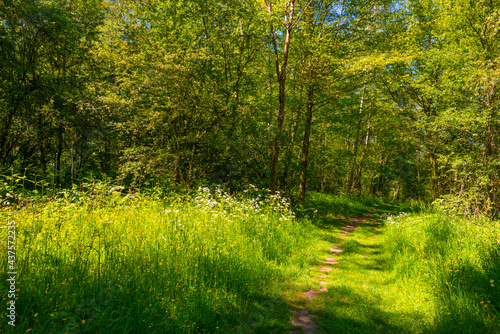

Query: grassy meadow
[[0, 186, 316, 333], [1, 184, 499, 333]]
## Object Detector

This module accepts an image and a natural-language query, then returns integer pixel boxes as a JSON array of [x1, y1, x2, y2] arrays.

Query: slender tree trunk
[[375, 155, 386, 197], [344, 137, 351, 192], [487, 108, 498, 213], [270, 81, 286, 193], [283, 92, 302, 187], [429, 152, 437, 199], [348, 81, 366, 194], [484, 81, 496, 212], [40, 143, 47, 176], [299, 86, 314, 202], [369, 169, 375, 194], [265, 0, 295, 195], [70, 147, 74, 185], [322, 123, 328, 192], [350, 107, 371, 194], [395, 144, 403, 201], [187, 143, 196, 188], [78, 150, 82, 172], [56, 126, 63, 185]]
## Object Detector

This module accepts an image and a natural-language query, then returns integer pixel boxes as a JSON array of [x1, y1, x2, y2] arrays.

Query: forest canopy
[[0, 0, 498, 215]]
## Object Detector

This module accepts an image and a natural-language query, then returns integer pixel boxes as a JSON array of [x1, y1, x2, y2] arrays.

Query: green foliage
[[1, 0, 498, 213], [0, 187, 314, 333]]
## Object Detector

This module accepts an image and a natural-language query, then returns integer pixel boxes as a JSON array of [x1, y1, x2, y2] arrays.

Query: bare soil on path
[[289, 210, 377, 334]]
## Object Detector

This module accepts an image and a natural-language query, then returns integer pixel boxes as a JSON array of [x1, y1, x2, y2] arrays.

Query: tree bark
[[56, 126, 63, 185], [350, 106, 371, 194], [299, 85, 314, 202], [265, 0, 295, 195], [429, 152, 437, 199], [348, 80, 366, 194], [282, 95, 302, 187]]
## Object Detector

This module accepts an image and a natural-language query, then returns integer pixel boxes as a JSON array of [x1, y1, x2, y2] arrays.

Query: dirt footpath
[[289, 210, 377, 334]]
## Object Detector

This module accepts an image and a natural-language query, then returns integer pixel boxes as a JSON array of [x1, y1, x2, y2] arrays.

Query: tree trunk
[[429, 152, 437, 199], [70, 147, 74, 185], [282, 98, 302, 187], [299, 86, 314, 202], [266, 0, 295, 195], [39, 141, 47, 176], [56, 126, 63, 185], [350, 106, 371, 194], [484, 82, 496, 213], [348, 81, 366, 194]]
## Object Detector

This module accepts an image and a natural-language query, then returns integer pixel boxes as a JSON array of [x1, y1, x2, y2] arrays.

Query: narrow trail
[[289, 210, 377, 334]]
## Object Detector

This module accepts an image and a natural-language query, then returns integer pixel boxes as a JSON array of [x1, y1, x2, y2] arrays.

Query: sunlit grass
[[299, 192, 410, 220], [385, 212, 500, 333], [302, 193, 500, 334], [0, 186, 314, 333], [313, 215, 429, 333], [2, 186, 497, 333]]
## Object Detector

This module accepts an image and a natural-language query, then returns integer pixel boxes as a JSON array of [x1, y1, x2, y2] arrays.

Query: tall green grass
[[0, 186, 314, 333], [385, 212, 500, 333]]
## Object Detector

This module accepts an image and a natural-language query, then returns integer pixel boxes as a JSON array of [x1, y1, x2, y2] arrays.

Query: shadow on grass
[[316, 286, 423, 334], [340, 239, 387, 272], [433, 248, 500, 334], [1, 251, 299, 334], [234, 294, 298, 334], [299, 192, 404, 220]]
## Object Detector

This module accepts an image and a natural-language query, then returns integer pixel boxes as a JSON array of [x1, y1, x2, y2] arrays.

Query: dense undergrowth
[[0, 186, 315, 333]]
